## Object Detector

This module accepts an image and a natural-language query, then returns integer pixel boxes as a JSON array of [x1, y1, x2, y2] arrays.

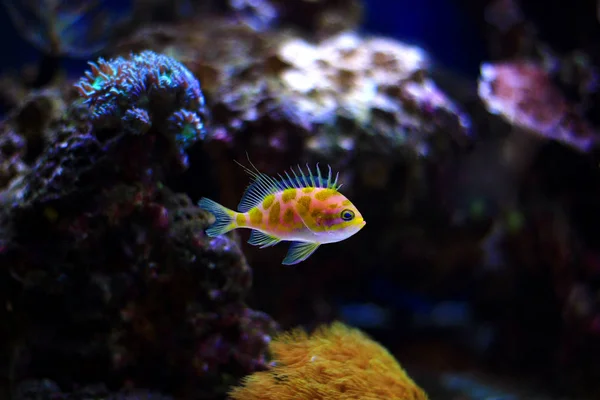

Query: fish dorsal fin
[[277, 163, 343, 191], [235, 158, 282, 213], [235, 156, 344, 213]]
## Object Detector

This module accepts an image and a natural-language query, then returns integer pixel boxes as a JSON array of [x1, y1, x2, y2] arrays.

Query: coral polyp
[[167, 108, 206, 148], [75, 50, 208, 151]]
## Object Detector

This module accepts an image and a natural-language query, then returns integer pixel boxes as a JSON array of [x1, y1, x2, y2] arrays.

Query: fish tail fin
[[198, 197, 238, 236]]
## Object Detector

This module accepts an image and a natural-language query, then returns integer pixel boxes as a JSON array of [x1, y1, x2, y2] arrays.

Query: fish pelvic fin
[[282, 241, 321, 266], [198, 197, 238, 237]]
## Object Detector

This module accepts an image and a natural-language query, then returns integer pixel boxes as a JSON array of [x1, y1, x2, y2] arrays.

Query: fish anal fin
[[248, 230, 281, 248], [282, 241, 320, 266]]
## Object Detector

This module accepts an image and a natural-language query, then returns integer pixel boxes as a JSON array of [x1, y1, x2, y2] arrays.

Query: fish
[[198, 157, 366, 265]]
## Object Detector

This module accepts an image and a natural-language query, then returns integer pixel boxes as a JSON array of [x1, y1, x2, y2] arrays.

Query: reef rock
[[0, 51, 278, 400]]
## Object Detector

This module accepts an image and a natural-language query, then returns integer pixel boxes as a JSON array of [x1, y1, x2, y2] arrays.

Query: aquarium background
[[0, 0, 599, 399]]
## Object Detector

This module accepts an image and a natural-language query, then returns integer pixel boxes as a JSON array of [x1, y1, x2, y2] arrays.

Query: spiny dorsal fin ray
[[235, 155, 343, 213], [276, 163, 341, 191], [235, 156, 281, 213]]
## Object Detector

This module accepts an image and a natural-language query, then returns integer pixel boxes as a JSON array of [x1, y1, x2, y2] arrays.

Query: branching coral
[[228, 321, 428, 400], [74, 50, 208, 166]]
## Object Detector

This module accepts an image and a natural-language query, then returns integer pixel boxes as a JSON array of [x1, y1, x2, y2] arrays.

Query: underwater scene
[[1, 0, 600, 399]]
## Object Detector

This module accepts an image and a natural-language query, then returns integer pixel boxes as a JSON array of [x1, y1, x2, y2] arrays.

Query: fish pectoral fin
[[282, 241, 320, 266], [248, 230, 281, 248]]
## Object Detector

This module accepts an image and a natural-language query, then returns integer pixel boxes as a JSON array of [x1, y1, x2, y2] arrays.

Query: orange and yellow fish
[[198, 159, 366, 265]]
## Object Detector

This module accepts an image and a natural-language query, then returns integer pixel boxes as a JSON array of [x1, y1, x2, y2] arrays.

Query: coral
[[0, 48, 276, 400], [167, 108, 206, 149], [0, 86, 79, 201], [19, 129, 104, 205], [108, 19, 278, 96], [0, 128, 28, 191], [0, 51, 210, 207], [478, 61, 599, 153], [205, 29, 471, 167], [228, 322, 428, 400], [0, 99, 101, 206], [271, 32, 471, 159], [2, 182, 278, 399], [74, 50, 208, 166], [111, 22, 471, 172]]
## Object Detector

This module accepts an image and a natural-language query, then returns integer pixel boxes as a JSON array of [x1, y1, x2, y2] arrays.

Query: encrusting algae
[[228, 322, 428, 400]]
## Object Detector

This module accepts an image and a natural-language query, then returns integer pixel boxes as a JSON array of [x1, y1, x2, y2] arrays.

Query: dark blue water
[[362, 0, 485, 76]]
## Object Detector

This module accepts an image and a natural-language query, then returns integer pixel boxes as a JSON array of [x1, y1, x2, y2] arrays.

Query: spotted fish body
[[198, 160, 366, 265], [238, 187, 359, 243]]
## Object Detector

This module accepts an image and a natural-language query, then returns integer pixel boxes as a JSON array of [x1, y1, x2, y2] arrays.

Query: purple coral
[[167, 109, 206, 148], [74, 50, 208, 151], [478, 61, 598, 153]]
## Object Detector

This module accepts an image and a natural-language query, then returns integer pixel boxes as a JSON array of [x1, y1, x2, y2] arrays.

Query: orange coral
[[228, 321, 428, 400]]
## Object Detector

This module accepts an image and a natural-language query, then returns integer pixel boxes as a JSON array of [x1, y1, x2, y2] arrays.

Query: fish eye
[[341, 209, 355, 221]]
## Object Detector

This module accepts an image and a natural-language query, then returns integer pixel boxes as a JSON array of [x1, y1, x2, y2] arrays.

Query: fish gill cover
[[0, 0, 600, 400]]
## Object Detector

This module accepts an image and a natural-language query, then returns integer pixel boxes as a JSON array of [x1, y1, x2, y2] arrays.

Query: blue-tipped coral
[[74, 50, 208, 164], [167, 108, 206, 149]]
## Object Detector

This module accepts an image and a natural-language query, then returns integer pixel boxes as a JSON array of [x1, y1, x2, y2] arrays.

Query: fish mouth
[[358, 219, 366, 229]]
